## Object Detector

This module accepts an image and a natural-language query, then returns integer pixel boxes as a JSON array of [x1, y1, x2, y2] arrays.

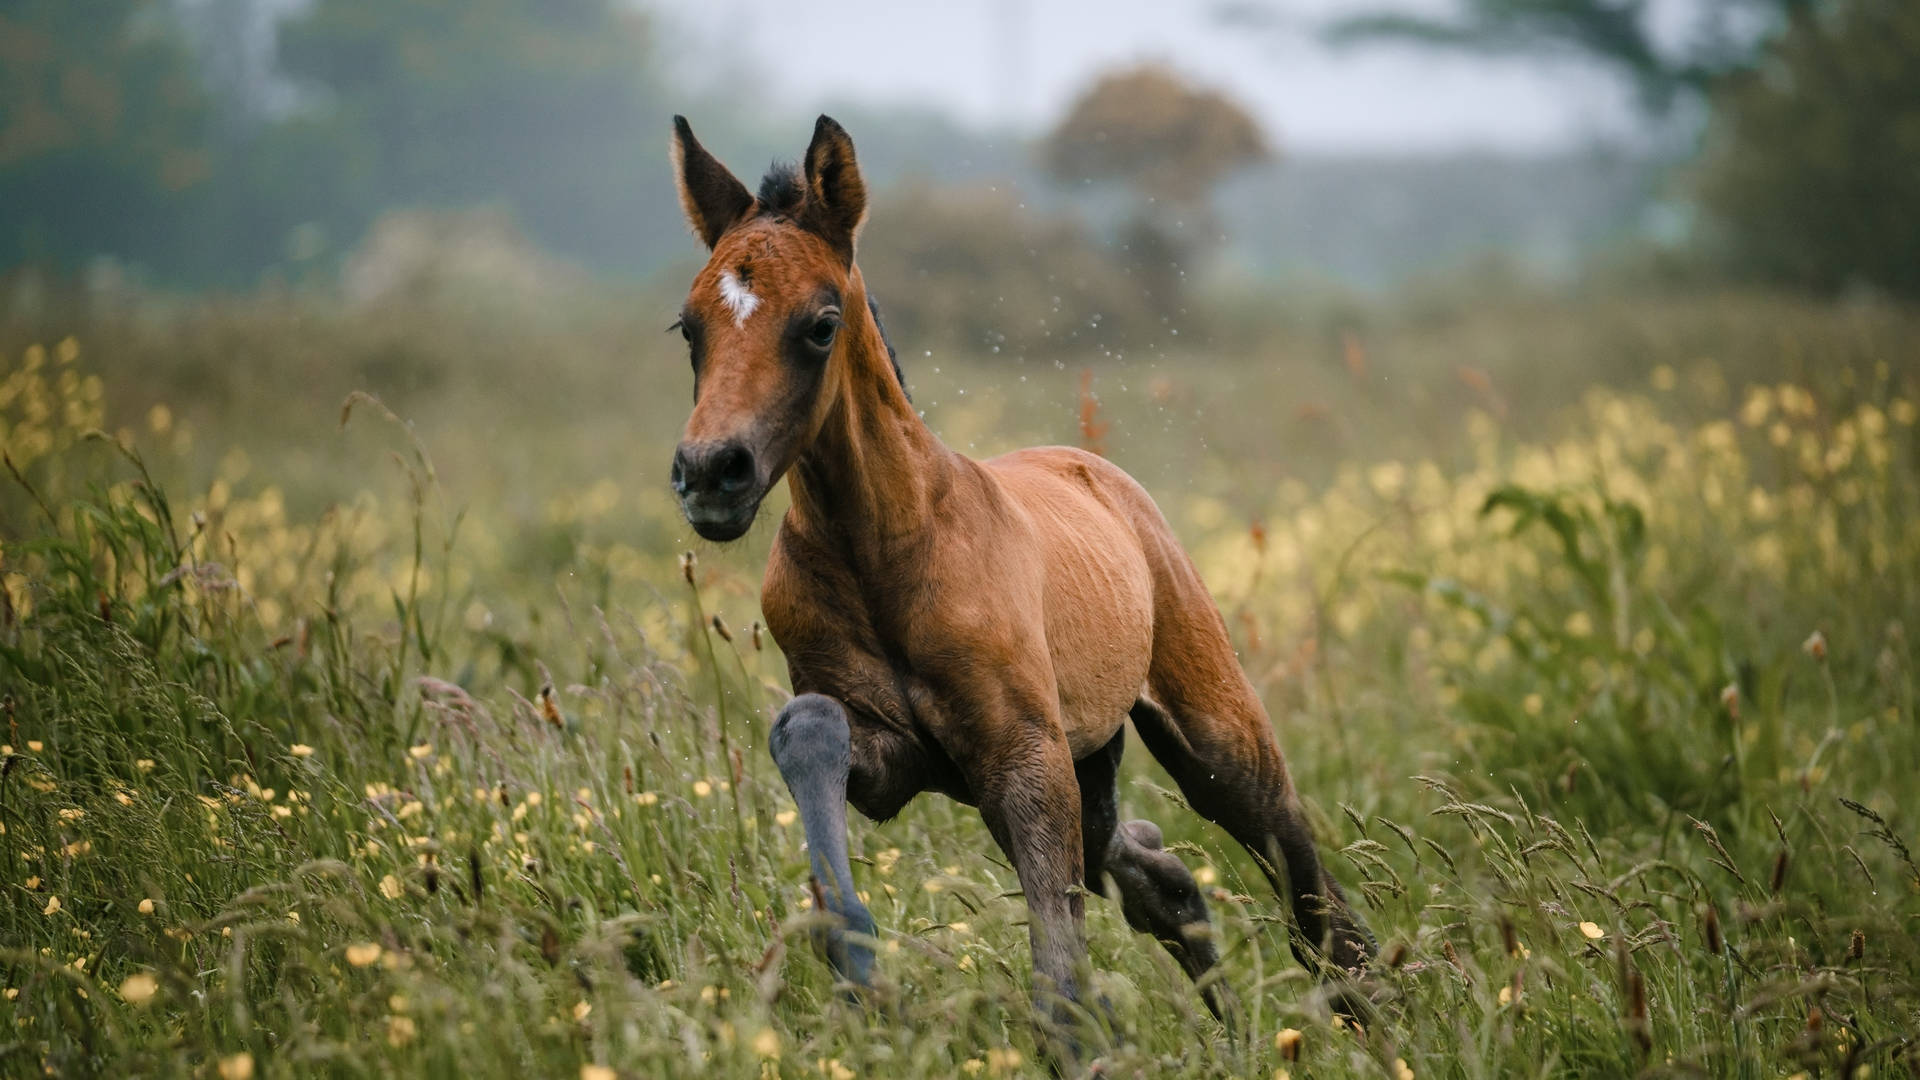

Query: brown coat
[[668, 115, 1371, 1045]]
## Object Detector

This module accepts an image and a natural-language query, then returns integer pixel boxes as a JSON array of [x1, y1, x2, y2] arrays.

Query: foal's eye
[[806, 316, 839, 350]]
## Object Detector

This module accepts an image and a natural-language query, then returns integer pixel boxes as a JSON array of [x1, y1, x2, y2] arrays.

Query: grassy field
[[2, 288, 1918, 1078]]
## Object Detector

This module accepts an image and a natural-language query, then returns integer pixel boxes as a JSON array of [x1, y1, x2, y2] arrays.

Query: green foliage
[[0, 0, 214, 271], [1294, 0, 1816, 113], [1695, 0, 1920, 297], [0, 0, 673, 283]]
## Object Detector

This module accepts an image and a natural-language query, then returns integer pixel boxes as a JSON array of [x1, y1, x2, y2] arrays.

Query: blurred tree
[[1695, 0, 1920, 296], [1042, 65, 1269, 316], [275, 0, 669, 270], [0, 0, 214, 271], [1221, 0, 1820, 114], [1228, 0, 1920, 298]]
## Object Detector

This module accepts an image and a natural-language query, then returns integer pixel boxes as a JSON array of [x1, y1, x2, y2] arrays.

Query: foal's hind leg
[[1077, 729, 1239, 1026], [1130, 690, 1373, 977], [770, 694, 927, 988]]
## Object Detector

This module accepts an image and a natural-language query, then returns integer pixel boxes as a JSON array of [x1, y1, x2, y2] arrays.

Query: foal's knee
[[770, 693, 851, 781]]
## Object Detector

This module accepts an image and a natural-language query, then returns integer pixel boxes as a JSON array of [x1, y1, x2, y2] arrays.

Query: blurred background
[[4, 9, 1919, 1073], [1, 0, 1915, 547]]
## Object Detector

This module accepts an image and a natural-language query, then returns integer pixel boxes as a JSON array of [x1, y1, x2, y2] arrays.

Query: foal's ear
[[670, 115, 753, 249], [802, 115, 868, 261]]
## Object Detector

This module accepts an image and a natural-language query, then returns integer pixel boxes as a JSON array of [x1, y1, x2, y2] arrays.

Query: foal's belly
[[1048, 580, 1153, 759], [990, 448, 1157, 760]]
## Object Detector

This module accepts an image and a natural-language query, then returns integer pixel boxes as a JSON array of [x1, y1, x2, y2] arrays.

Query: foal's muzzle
[[671, 439, 762, 541]]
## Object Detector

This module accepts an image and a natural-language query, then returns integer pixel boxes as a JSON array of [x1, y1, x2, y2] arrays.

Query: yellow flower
[[581, 1067, 617, 1080], [1194, 865, 1217, 886], [818, 1060, 855, 1080], [290, 744, 315, 757], [218, 1053, 254, 1080], [753, 1028, 781, 1059], [635, 791, 659, 807], [135, 897, 155, 915], [572, 1000, 592, 1022], [1498, 985, 1514, 1006], [1274, 1028, 1303, 1060], [42, 896, 61, 916], [135, 759, 155, 772], [59, 808, 84, 822], [26, 741, 43, 753], [119, 973, 159, 1005], [346, 943, 383, 967], [1578, 921, 1605, 939], [386, 1015, 417, 1047], [379, 874, 404, 899], [775, 810, 797, 827], [692, 780, 713, 798], [286, 910, 300, 925], [1394, 1057, 1415, 1080], [408, 743, 434, 760]]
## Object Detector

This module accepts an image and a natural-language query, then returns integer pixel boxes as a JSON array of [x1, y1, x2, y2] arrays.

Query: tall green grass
[[2, 303, 1916, 1078]]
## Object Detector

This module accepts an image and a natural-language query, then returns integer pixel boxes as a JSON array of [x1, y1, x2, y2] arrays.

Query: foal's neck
[[786, 280, 951, 557]]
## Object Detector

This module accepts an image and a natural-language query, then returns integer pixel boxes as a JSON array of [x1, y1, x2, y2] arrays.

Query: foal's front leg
[[769, 694, 877, 986], [971, 729, 1090, 1039]]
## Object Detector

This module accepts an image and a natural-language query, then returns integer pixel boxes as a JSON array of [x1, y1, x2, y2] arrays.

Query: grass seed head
[[1803, 629, 1828, 661]]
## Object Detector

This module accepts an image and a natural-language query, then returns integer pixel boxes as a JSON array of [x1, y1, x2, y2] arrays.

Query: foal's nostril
[[669, 449, 690, 495], [713, 444, 755, 493]]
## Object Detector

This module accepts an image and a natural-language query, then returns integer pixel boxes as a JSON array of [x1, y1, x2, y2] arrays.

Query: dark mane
[[757, 162, 806, 216], [867, 293, 907, 402]]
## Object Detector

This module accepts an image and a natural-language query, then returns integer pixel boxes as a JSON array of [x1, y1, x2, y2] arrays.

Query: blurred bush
[[1696, 0, 1920, 297], [858, 182, 1151, 358]]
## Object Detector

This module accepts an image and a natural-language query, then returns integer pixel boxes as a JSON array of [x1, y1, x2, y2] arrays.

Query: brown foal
[[667, 115, 1372, 1044]]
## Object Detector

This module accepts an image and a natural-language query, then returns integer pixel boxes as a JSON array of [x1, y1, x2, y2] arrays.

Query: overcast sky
[[654, 0, 1649, 153]]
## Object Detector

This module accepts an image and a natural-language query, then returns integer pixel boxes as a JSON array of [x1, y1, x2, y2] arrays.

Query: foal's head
[[667, 115, 874, 542]]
